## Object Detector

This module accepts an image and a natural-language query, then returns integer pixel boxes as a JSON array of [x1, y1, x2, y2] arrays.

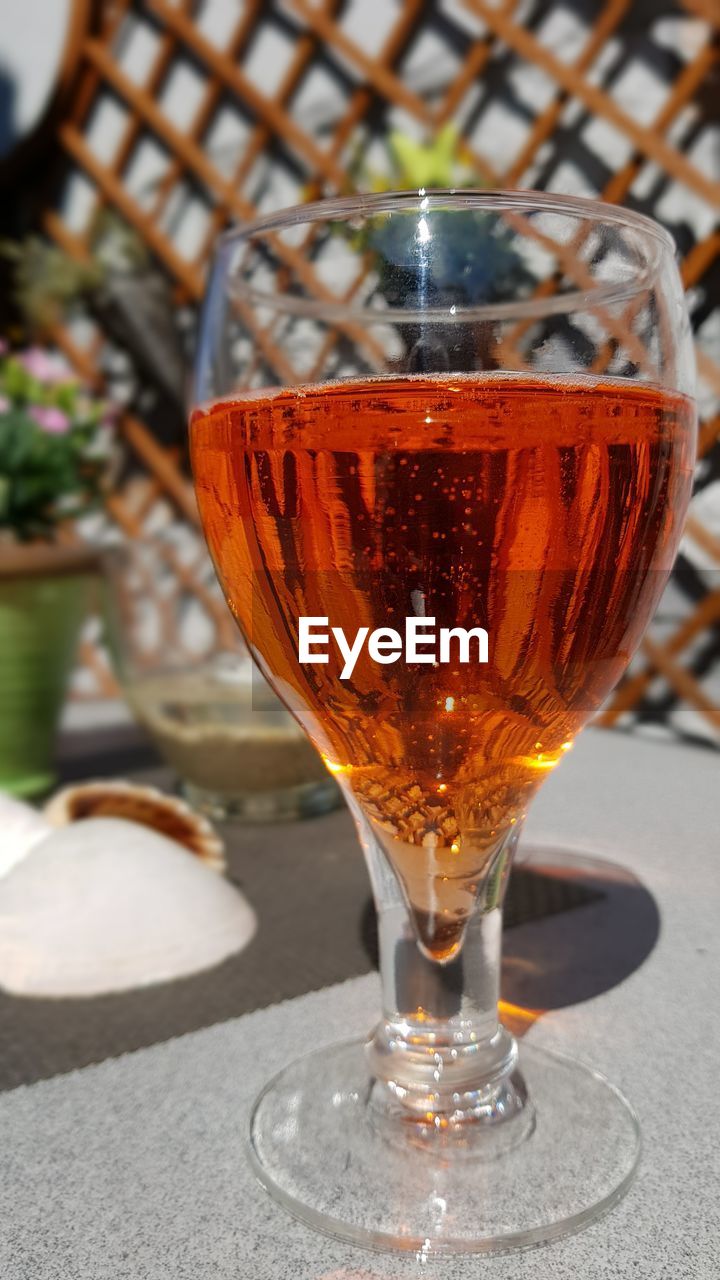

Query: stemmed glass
[[190, 191, 696, 1253]]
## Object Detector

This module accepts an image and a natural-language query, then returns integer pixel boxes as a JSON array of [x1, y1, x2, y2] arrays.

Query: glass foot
[[181, 776, 340, 822], [249, 1038, 640, 1255]]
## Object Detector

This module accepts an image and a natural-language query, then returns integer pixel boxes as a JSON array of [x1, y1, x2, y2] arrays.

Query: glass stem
[[350, 800, 526, 1123]]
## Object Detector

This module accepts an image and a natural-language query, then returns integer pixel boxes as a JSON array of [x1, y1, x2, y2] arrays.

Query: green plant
[[0, 345, 113, 541], [0, 213, 149, 333], [1, 237, 103, 333], [335, 126, 534, 308], [2, 217, 186, 415]]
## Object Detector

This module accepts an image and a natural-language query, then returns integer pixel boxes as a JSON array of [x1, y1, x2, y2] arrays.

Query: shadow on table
[[360, 845, 660, 1024]]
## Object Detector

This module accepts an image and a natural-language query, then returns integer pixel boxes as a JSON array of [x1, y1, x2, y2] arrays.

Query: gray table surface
[[1, 728, 718, 1278], [0, 728, 609, 1090]]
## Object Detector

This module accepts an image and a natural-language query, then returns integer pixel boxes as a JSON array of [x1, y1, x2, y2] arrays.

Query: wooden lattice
[[39, 0, 720, 747]]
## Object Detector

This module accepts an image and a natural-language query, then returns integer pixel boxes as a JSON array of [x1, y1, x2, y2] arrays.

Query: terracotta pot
[[0, 543, 99, 797]]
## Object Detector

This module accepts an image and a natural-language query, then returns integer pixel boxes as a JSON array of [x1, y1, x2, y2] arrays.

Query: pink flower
[[0, 394, 10, 413], [19, 347, 74, 385], [30, 405, 70, 434]]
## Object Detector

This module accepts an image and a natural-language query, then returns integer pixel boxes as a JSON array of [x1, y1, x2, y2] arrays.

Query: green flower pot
[[0, 545, 98, 798]]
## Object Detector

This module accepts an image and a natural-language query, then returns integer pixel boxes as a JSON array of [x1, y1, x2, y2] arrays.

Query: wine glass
[[190, 191, 696, 1253], [103, 533, 340, 821]]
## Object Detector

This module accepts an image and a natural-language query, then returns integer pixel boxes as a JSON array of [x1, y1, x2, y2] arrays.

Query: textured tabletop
[[0, 728, 718, 1280]]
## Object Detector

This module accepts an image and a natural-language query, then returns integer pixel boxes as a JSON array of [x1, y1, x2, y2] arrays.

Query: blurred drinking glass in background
[[103, 533, 340, 821]]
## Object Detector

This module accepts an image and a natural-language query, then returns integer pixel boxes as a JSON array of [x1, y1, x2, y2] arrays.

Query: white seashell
[[0, 817, 256, 998], [44, 779, 225, 872], [0, 792, 52, 880]]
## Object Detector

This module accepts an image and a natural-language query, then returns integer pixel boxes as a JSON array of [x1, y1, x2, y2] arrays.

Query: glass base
[[181, 776, 340, 823], [249, 1038, 640, 1255]]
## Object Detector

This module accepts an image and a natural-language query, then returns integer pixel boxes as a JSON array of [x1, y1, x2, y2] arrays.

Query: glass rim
[[218, 188, 677, 326]]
